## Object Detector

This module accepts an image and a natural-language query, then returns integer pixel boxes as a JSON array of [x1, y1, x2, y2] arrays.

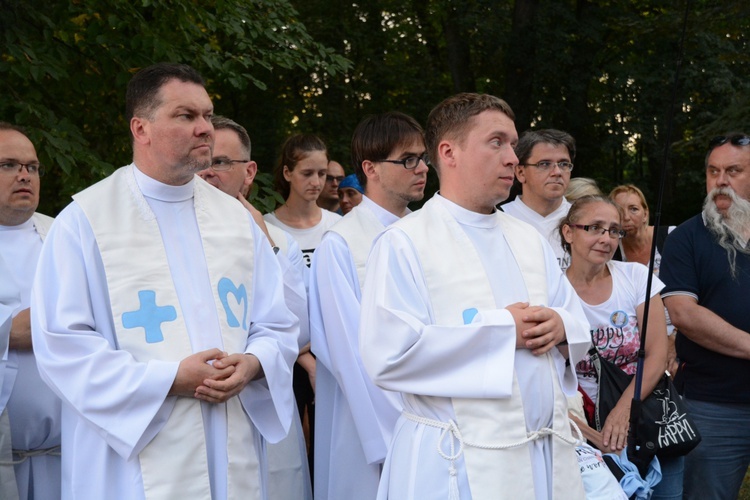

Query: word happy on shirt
[[577, 310, 640, 379]]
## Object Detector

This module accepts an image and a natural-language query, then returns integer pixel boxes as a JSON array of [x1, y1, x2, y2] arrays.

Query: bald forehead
[[0, 129, 37, 160]]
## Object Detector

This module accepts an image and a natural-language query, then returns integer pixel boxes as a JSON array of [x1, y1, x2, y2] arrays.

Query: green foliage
[[0, 0, 350, 216], [2, 0, 748, 223]]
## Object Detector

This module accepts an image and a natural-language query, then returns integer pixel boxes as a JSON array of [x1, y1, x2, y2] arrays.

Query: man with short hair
[[31, 63, 298, 499], [359, 94, 589, 499], [660, 132, 750, 500], [503, 129, 576, 270], [198, 115, 312, 500], [309, 111, 428, 499], [317, 160, 345, 213], [0, 122, 61, 499]]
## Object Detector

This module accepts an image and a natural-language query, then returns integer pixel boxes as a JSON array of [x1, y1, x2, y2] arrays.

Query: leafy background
[[1, 0, 748, 225]]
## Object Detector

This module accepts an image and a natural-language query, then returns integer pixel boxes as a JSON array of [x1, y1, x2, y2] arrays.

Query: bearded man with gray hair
[[660, 132, 750, 500]]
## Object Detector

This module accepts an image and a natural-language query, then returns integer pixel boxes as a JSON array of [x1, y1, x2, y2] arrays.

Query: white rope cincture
[[0, 445, 61, 466], [403, 411, 584, 499]]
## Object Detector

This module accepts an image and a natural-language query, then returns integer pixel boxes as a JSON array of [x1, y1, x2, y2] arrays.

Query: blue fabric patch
[[218, 277, 249, 330], [122, 290, 177, 343], [462, 308, 479, 325]]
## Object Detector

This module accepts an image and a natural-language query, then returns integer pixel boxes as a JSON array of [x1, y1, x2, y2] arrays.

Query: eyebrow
[[397, 149, 426, 159]]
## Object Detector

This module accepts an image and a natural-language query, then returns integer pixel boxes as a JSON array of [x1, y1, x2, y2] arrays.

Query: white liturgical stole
[[398, 197, 583, 500], [74, 166, 260, 500], [328, 203, 385, 290]]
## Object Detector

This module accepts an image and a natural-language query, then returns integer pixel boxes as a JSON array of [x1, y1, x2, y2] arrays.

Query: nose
[[196, 116, 214, 137], [415, 157, 429, 174], [715, 170, 730, 187], [550, 163, 563, 176], [505, 148, 519, 168], [197, 167, 214, 180], [16, 165, 32, 181]]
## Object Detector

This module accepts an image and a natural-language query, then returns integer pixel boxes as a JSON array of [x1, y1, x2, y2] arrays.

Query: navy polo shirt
[[660, 213, 750, 404]]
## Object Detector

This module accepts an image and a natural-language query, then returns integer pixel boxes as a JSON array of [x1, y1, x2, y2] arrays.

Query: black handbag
[[587, 347, 701, 458]]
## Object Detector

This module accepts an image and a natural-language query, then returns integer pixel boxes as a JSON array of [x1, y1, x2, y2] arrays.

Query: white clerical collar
[[132, 164, 194, 203], [0, 218, 34, 232], [360, 195, 403, 227], [514, 196, 569, 220], [436, 193, 499, 229]]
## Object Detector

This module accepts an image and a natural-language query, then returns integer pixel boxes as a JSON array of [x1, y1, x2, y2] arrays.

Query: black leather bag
[[587, 347, 701, 458]]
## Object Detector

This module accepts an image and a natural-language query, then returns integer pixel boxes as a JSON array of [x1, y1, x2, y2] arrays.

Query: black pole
[[627, 0, 692, 473]]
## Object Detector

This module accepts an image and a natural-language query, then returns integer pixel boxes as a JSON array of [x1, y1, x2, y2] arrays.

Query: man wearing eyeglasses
[[30, 64, 298, 500], [317, 160, 345, 214], [309, 111, 427, 500], [0, 122, 62, 499], [660, 132, 750, 500], [359, 95, 589, 499], [503, 129, 576, 271], [198, 115, 312, 500]]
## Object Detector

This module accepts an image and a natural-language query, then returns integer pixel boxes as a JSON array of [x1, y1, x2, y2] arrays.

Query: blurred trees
[[1, 0, 748, 223]]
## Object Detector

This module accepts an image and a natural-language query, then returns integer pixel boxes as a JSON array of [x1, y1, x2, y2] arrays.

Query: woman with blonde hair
[[609, 184, 673, 276]]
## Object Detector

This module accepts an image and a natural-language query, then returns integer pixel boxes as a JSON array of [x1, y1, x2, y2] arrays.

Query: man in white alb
[[359, 94, 590, 499], [310, 111, 428, 499], [30, 63, 298, 500], [0, 122, 61, 499], [198, 115, 312, 500], [502, 129, 576, 270]]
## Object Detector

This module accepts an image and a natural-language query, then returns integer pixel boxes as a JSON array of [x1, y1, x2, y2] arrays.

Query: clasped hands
[[170, 348, 262, 404], [506, 302, 567, 356]]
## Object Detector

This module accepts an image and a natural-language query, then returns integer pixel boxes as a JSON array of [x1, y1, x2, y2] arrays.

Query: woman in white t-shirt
[[560, 196, 682, 500], [264, 133, 340, 479], [264, 134, 341, 268]]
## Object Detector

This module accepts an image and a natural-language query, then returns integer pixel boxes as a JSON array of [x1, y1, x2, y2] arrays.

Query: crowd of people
[[0, 62, 748, 500]]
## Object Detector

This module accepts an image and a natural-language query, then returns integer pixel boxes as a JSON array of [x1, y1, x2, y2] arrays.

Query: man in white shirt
[[0, 122, 61, 499], [30, 63, 298, 500], [502, 129, 576, 270], [198, 115, 312, 500], [310, 111, 428, 500], [359, 94, 590, 499]]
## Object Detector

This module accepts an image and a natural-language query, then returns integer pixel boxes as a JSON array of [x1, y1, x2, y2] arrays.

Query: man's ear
[[437, 140, 455, 170], [130, 116, 150, 145], [361, 160, 378, 182], [245, 161, 258, 189], [514, 164, 526, 183]]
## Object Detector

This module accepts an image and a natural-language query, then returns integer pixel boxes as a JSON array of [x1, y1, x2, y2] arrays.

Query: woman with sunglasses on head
[[560, 196, 682, 500]]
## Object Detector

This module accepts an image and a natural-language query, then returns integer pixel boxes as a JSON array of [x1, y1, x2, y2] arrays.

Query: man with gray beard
[[660, 133, 750, 500]]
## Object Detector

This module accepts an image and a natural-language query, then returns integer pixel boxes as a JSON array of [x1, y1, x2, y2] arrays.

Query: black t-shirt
[[660, 214, 750, 403]]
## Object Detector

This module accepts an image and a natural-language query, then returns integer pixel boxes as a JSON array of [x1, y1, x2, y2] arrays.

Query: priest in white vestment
[[502, 129, 577, 271], [359, 94, 590, 500], [0, 122, 62, 499], [198, 115, 312, 500], [310, 112, 428, 499], [30, 64, 298, 500]]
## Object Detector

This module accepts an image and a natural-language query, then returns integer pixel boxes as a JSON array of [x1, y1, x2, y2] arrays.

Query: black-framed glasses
[[210, 157, 249, 171], [571, 224, 625, 239], [325, 174, 345, 184], [708, 134, 750, 151], [0, 162, 45, 177], [522, 161, 574, 172], [375, 153, 429, 170]]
